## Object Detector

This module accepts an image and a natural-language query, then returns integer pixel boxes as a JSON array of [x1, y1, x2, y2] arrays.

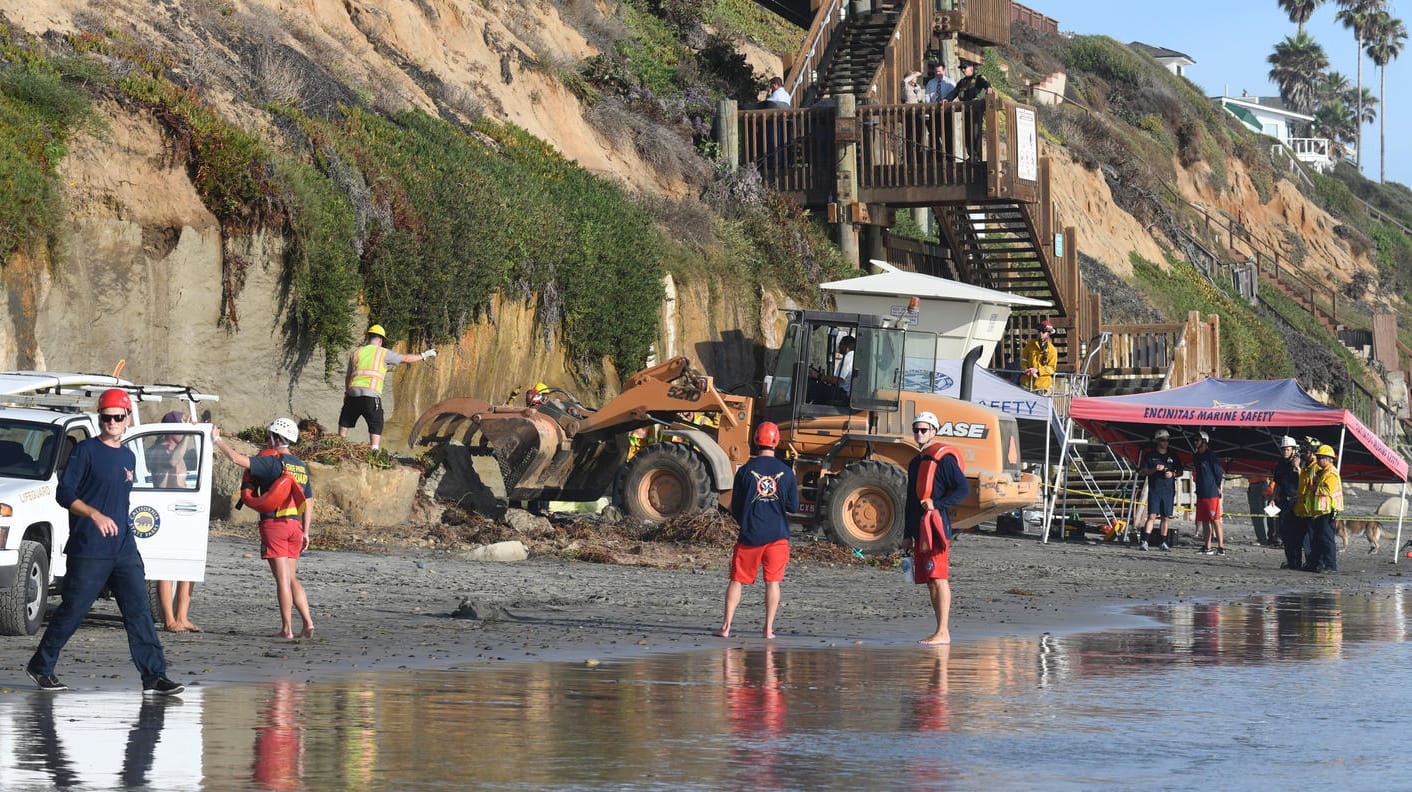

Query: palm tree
[[1267, 32, 1329, 114], [1315, 70, 1351, 104], [1348, 85, 1378, 127], [1279, 0, 1326, 34], [1364, 10, 1407, 182], [1314, 101, 1356, 158], [1334, 0, 1386, 170]]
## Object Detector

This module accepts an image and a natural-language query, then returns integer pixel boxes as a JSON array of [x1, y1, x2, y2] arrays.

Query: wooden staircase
[[819, 4, 905, 101], [933, 201, 1060, 304]]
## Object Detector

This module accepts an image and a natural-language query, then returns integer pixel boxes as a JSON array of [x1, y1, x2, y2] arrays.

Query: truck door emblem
[[130, 505, 160, 538]]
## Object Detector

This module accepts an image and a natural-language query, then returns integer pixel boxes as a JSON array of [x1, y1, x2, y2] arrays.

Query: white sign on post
[[1016, 106, 1038, 182]]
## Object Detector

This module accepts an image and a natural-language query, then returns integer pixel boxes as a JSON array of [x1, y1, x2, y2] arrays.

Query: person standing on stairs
[[1020, 319, 1058, 393]]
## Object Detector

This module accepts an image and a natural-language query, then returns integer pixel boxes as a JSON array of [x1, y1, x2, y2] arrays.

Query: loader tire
[[822, 460, 906, 554], [618, 443, 714, 523], [0, 541, 49, 636]]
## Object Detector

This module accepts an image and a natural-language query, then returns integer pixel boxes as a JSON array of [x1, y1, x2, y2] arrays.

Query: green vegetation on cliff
[[1131, 254, 1295, 381], [0, 26, 96, 263]]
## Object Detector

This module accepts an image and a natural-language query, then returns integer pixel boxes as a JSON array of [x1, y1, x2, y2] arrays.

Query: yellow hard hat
[[533, 382, 549, 393], [367, 324, 386, 338], [1315, 444, 1336, 459]]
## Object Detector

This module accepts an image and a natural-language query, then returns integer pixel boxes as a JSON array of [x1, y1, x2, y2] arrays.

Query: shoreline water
[[2, 523, 1406, 692]]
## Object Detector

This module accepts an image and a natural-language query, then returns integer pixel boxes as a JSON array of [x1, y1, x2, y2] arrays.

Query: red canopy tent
[[1049, 378, 1408, 554], [1068, 378, 1406, 482]]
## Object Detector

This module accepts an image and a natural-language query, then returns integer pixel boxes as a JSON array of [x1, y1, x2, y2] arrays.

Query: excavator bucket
[[410, 397, 568, 496], [409, 397, 497, 448]]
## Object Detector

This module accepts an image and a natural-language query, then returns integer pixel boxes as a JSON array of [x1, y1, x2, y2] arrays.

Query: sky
[[1029, 0, 1409, 189]]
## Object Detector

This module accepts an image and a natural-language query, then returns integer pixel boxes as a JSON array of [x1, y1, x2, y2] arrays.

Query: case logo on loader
[[130, 505, 161, 539], [935, 422, 989, 439]]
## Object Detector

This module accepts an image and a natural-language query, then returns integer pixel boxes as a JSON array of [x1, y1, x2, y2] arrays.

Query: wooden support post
[[835, 94, 860, 268], [715, 99, 739, 172]]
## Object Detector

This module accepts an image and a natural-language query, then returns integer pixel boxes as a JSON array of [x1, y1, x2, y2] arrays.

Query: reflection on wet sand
[[1, 589, 1410, 789], [252, 680, 304, 791]]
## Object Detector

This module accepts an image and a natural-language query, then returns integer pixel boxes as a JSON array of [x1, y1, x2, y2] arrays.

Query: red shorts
[[912, 545, 950, 583], [260, 518, 304, 559], [1196, 497, 1222, 522], [730, 539, 790, 583]]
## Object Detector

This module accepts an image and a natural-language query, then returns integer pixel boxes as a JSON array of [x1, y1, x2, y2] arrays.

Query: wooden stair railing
[[781, 0, 849, 108]]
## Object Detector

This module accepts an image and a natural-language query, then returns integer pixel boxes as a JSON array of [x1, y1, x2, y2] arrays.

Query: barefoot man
[[903, 411, 969, 645], [213, 419, 315, 639], [718, 421, 798, 639]]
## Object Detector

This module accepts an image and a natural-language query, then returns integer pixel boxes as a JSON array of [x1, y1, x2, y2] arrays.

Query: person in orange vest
[[336, 324, 436, 451], [903, 410, 970, 645], [1303, 444, 1344, 573], [213, 418, 316, 639]]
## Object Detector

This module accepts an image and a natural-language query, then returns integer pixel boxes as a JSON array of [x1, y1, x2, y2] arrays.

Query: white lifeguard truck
[[0, 372, 217, 635]]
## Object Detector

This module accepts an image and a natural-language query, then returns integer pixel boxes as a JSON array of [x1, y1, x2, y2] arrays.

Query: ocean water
[[3, 588, 1411, 791]]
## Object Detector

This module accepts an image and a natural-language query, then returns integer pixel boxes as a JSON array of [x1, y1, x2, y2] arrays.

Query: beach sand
[[4, 507, 1407, 692]]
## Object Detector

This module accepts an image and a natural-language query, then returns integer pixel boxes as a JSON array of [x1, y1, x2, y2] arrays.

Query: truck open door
[[123, 424, 213, 582]]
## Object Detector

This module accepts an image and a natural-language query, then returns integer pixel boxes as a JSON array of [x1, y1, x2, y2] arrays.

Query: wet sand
[[3, 517, 1408, 693]]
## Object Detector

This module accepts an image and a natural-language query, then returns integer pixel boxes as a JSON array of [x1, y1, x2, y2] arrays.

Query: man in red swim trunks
[[213, 418, 315, 639], [904, 411, 970, 645], [718, 421, 798, 639]]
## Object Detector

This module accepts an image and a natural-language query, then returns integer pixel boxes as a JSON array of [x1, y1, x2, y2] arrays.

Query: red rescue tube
[[239, 450, 307, 513], [241, 472, 303, 512]]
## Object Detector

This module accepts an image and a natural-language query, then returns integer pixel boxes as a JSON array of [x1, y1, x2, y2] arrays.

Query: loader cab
[[764, 310, 938, 424]]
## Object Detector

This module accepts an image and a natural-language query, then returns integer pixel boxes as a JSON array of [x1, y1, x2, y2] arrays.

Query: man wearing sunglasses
[[27, 389, 184, 695], [903, 411, 969, 645]]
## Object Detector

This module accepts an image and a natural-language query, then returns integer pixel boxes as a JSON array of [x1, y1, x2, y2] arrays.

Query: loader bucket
[[476, 412, 565, 492], [410, 398, 567, 494], [409, 397, 498, 447]]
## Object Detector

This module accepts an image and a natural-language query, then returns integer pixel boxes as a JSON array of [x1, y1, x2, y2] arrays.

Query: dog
[[1335, 517, 1381, 554]]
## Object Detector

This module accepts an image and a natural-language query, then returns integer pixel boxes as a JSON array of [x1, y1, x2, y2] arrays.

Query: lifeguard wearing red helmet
[[97, 388, 132, 412], [753, 421, 780, 448]]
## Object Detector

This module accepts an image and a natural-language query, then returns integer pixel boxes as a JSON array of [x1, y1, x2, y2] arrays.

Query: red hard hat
[[98, 388, 132, 412], [753, 421, 780, 448]]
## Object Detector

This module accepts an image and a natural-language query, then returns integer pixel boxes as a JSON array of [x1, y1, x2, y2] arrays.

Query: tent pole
[[1043, 412, 1075, 545], [1395, 480, 1407, 564]]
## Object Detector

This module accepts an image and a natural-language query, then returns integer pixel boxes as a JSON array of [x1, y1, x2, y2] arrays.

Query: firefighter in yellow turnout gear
[[1302, 444, 1344, 573], [337, 324, 437, 451], [1019, 319, 1058, 393]]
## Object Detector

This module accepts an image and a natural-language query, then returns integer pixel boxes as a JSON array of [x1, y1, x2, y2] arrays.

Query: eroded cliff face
[[0, 89, 779, 443], [0, 0, 1381, 444]]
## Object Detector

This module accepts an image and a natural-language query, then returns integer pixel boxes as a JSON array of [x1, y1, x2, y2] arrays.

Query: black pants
[[1280, 511, 1310, 570]]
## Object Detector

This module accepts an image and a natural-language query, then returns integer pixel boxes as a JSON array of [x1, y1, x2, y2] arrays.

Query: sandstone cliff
[[0, 0, 1381, 447]]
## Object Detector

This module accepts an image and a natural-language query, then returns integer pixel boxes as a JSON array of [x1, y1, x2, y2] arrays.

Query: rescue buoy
[[239, 449, 306, 514]]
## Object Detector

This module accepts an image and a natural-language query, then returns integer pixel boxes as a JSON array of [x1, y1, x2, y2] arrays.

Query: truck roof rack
[[0, 393, 95, 413], [0, 384, 220, 416]]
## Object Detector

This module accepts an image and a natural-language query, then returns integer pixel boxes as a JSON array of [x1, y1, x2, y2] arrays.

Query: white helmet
[[268, 417, 299, 445], [1197, 430, 1210, 443], [1153, 429, 1170, 440], [914, 411, 940, 431], [1279, 435, 1298, 449]]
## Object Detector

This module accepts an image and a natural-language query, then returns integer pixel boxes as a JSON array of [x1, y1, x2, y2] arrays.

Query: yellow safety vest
[[1306, 465, 1344, 516], [349, 345, 388, 393], [1294, 462, 1316, 518]]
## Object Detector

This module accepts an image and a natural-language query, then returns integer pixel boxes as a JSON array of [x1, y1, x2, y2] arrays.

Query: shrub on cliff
[[0, 28, 97, 263]]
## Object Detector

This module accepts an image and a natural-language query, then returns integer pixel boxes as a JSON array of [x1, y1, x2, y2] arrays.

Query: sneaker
[[1200, 547, 1214, 555], [1160, 542, 1170, 551], [26, 668, 67, 692], [1216, 548, 1227, 556], [1139, 540, 1149, 551], [142, 676, 185, 697]]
